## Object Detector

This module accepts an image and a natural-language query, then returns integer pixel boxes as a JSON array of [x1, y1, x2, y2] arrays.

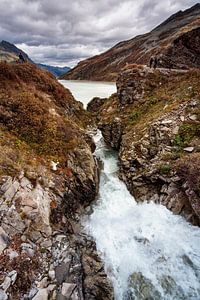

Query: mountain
[[0, 40, 70, 77], [37, 63, 70, 77], [0, 40, 32, 62], [61, 3, 200, 81]]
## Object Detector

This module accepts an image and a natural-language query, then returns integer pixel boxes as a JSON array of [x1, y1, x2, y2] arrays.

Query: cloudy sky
[[0, 0, 198, 67]]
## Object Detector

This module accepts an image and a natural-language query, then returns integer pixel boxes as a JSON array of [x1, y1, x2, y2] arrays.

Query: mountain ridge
[[61, 3, 200, 81], [0, 40, 70, 77]]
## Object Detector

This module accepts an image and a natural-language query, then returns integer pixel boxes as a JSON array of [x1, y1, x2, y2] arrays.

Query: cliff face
[[90, 65, 200, 226], [0, 62, 113, 300], [61, 4, 200, 81]]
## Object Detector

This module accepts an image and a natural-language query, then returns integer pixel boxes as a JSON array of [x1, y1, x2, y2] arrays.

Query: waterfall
[[84, 131, 200, 300]]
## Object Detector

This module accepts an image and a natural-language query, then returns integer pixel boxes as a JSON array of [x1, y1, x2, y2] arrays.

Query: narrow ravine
[[84, 131, 200, 300]]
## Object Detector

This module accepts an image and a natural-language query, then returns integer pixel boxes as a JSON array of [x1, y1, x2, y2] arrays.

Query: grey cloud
[[0, 0, 198, 66]]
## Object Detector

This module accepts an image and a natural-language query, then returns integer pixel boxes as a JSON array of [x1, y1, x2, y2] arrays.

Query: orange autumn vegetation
[[0, 62, 91, 175]]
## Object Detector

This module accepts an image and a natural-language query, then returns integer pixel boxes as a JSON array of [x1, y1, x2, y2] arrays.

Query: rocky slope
[[0, 62, 113, 300], [61, 4, 200, 81], [90, 65, 200, 226]]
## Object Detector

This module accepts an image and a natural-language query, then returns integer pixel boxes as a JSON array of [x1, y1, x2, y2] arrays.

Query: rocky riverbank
[[90, 65, 200, 226], [0, 62, 113, 300]]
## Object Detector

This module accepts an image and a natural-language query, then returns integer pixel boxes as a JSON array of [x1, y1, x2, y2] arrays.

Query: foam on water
[[85, 131, 200, 299]]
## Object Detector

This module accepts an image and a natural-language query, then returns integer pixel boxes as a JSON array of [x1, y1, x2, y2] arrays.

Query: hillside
[[89, 65, 200, 226], [61, 4, 200, 81], [0, 62, 113, 300]]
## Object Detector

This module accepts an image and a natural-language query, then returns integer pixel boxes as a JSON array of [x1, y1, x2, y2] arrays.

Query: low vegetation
[[0, 62, 92, 177]]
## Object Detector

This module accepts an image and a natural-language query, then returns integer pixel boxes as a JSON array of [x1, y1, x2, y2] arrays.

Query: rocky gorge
[[1, 48, 200, 300], [90, 65, 200, 226]]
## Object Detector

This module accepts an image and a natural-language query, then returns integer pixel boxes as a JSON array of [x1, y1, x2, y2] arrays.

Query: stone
[[183, 147, 194, 152], [161, 120, 173, 124], [0, 290, 7, 300], [87, 97, 107, 113], [126, 272, 161, 300], [172, 126, 179, 134], [189, 114, 197, 121], [8, 271, 17, 284], [40, 239, 52, 248], [61, 283, 76, 298], [48, 270, 55, 280], [180, 116, 185, 122], [5, 249, 18, 260], [32, 288, 48, 300], [0, 227, 9, 254], [51, 161, 59, 171], [19, 184, 52, 236], [20, 177, 32, 189], [21, 243, 35, 257], [0, 277, 11, 291], [56, 294, 65, 300], [1, 178, 19, 201], [55, 262, 70, 284], [47, 284, 56, 292], [37, 277, 48, 288]]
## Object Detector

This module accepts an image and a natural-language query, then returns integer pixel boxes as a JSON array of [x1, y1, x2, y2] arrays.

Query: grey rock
[[48, 270, 55, 281], [183, 147, 194, 152], [61, 283, 76, 298], [2, 179, 19, 202], [126, 272, 161, 300], [0, 277, 11, 291], [8, 270, 17, 284], [40, 239, 52, 248], [0, 290, 7, 300], [189, 114, 197, 121], [37, 277, 48, 289], [47, 284, 56, 292], [55, 262, 70, 284], [32, 288, 48, 300], [6, 249, 18, 259], [161, 120, 172, 124], [56, 293, 66, 300], [172, 126, 179, 134], [0, 227, 9, 254], [20, 177, 32, 189]]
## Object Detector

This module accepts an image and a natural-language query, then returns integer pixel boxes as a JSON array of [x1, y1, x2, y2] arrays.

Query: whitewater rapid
[[84, 131, 200, 300]]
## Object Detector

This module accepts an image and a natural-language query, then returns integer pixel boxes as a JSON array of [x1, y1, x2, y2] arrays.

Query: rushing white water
[[59, 80, 116, 108], [85, 131, 200, 300]]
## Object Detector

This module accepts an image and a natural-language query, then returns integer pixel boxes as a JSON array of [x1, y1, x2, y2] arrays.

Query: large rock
[[82, 248, 114, 300], [99, 117, 123, 150]]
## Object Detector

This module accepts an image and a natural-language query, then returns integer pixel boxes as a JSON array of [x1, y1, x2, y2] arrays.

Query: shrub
[[160, 164, 172, 174]]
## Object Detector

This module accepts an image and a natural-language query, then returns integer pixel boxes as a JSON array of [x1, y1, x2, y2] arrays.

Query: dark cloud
[[0, 0, 198, 66]]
